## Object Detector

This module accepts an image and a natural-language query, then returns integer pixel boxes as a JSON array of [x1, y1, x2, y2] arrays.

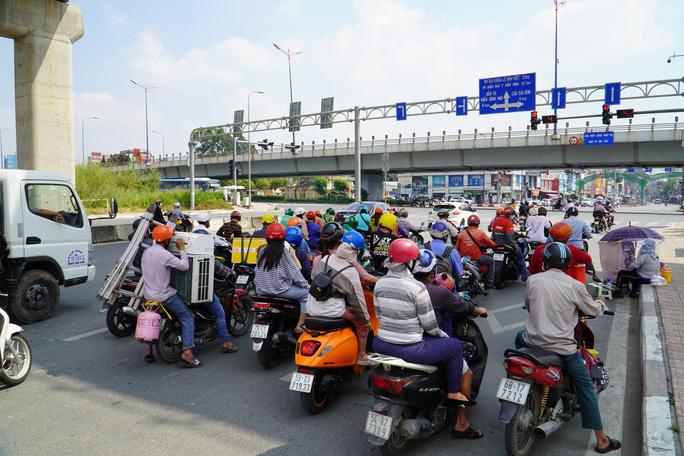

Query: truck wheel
[[9, 270, 60, 324]]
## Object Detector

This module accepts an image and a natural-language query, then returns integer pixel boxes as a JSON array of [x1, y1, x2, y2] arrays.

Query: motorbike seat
[[367, 353, 439, 374], [304, 316, 354, 332], [252, 296, 299, 306], [504, 347, 563, 368]]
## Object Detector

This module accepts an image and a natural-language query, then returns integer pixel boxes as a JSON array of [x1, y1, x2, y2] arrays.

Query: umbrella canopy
[[600, 225, 664, 243]]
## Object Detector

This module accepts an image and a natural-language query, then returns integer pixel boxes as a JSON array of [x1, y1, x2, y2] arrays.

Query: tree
[[333, 178, 350, 193], [270, 178, 288, 191], [253, 178, 270, 191], [313, 177, 328, 196], [191, 129, 250, 157]]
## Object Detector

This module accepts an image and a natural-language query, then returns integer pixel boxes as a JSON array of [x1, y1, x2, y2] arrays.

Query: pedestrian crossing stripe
[[646, 222, 659, 226]]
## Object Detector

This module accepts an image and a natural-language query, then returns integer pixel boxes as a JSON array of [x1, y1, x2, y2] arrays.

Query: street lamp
[[81, 117, 99, 165], [553, 0, 566, 135], [273, 43, 302, 148], [0, 127, 12, 169], [667, 53, 684, 63], [247, 90, 264, 208], [152, 130, 165, 157], [130, 79, 159, 163]]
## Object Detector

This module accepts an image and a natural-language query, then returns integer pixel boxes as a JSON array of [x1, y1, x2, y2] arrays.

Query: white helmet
[[528, 207, 538, 216], [295, 207, 306, 217], [173, 202, 181, 208], [197, 213, 210, 223]]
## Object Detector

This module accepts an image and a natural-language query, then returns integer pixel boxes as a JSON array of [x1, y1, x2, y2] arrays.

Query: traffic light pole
[[232, 136, 238, 205]]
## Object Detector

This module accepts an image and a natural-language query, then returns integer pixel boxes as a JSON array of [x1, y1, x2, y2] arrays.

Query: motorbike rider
[[323, 207, 335, 224], [217, 210, 243, 241], [524, 207, 552, 245], [293, 207, 310, 241], [286, 227, 312, 282], [168, 202, 183, 224], [253, 214, 276, 238], [306, 211, 322, 250], [397, 207, 422, 234], [342, 214, 358, 232], [369, 214, 399, 273], [280, 208, 295, 228], [255, 223, 310, 334], [357, 206, 372, 237], [515, 242, 620, 454], [129, 219, 153, 278], [314, 211, 324, 228], [193, 213, 231, 249], [141, 225, 237, 367], [455, 215, 496, 288], [593, 201, 609, 231], [315, 222, 378, 284], [491, 207, 530, 282], [372, 239, 474, 407], [564, 207, 601, 282], [488, 207, 504, 232], [370, 207, 384, 232], [436, 208, 459, 243], [307, 230, 372, 365], [518, 201, 529, 228], [152, 198, 166, 226], [427, 221, 464, 277], [554, 198, 563, 211], [564, 199, 576, 212], [528, 221, 593, 277]]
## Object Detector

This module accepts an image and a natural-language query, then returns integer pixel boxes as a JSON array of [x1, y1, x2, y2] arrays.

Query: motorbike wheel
[[504, 384, 541, 456], [300, 369, 329, 415], [380, 408, 413, 456], [8, 270, 60, 324], [106, 298, 136, 337], [155, 319, 183, 363], [0, 334, 32, 386], [257, 337, 284, 369], [228, 294, 254, 337], [494, 266, 505, 289]]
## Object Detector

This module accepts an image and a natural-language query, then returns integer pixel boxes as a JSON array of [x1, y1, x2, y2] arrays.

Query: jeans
[[205, 294, 231, 344], [515, 247, 530, 279], [373, 336, 464, 394], [277, 284, 310, 313], [515, 330, 603, 430], [163, 294, 231, 350], [475, 255, 495, 283]]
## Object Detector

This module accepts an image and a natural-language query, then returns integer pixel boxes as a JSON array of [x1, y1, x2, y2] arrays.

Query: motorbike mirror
[[461, 256, 470, 263]]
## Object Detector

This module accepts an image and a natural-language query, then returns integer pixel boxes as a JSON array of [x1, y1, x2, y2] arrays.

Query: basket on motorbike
[[232, 236, 267, 264]]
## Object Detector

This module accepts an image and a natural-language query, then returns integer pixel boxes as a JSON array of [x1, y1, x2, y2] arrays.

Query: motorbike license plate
[[289, 372, 314, 393], [496, 377, 530, 405], [493, 253, 505, 261], [250, 323, 269, 339], [365, 411, 393, 440], [236, 275, 249, 285]]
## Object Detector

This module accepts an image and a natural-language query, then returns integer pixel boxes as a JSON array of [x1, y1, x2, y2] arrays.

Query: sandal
[[220, 345, 238, 353], [451, 425, 483, 440], [178, 358, 203, 368], [144, 353, 154, 363], [595, 437, 621, 454]]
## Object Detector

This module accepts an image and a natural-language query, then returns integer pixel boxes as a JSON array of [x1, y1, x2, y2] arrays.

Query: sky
[[0, 0, 683, 165]]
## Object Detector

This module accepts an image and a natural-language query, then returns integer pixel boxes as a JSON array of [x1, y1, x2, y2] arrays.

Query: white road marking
[[485, 302, 527, 334], [666, 222, 680, 227], [63, 328, 109, 342], [646, 221, 658, 227], [279, 373, 294, 382]]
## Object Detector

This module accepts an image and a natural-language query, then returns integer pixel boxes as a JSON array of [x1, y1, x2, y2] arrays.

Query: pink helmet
[[387, 239, 421, 264], [432, 272, 455, 292]]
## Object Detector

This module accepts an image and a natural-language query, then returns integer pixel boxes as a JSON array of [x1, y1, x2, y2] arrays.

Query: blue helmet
[[413, 249, 437, 274], [430, 221, 449, 239], [341, 230, 365, 249], [285, 227, 303, 246]]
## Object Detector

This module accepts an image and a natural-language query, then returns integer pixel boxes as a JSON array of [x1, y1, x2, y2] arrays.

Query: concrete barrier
[[91, 224, 130, 244]]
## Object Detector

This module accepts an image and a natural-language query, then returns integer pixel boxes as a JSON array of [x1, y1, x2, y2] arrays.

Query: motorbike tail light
[[300, 341, 321, 356], [429, 211, 433, 214], [371, 374, 415, 395], [253, 302, 270, 311], [504, 357, 538, 377], [238, 266, 253, 275]]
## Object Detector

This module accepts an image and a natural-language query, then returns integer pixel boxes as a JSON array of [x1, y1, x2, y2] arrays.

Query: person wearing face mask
[[491, 206, 530, 282]]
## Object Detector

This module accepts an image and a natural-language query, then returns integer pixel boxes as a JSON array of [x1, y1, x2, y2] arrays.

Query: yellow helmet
[[262, 214, 276, 225], [378, 213, 398, 231]]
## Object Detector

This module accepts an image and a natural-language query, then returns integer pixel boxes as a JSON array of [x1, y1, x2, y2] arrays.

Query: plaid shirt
[[217, 219, 242, 240]]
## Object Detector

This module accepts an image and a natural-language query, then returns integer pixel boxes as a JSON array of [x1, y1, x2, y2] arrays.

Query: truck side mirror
[[109, 198, 118, 219]]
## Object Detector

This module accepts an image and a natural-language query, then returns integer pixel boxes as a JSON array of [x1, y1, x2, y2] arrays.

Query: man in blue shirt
[[425, 221, 464, 277], [306, 211, 322, 250]]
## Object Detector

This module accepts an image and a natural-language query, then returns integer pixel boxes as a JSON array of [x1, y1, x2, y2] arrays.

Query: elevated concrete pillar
[[0, 0, 83, 182], [362, 172, 384, 201]]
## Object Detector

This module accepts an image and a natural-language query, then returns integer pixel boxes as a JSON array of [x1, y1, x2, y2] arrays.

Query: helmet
[[437, 208, 450, 219], [315, 210, 323, 217], [538, 207, 547, 216], [542, 242, 572, 269], [398, 208, 408, 218], [285, 208, 294, 216], [285, 227, 303, 245], [266, 223, 286, 240], [566, 207, 579, 217], [287, 217, 301, 227], [503, 206, 515, 216], [173, 202, 181, 208], [197, 212, 211, 223], [378, 213, 398, 231], [387, 239, 421, 264], [320, 222, 344, 242], [414, 249, 437, 274], [528, 207, 538, 216], [341, 231, 365, 249], [295, 207, 306, 217], [429, 221, 449, 239], [306, 211, 316, 221], [467, 214, 480, 226], [231, 210, 241, 220], [326, 207, 335, 215], [152, 225, 174, 243], [262, 214, 276, 225], [132, 218, 142, 231], [345, 215, 358, 229], [359, 206, 368, 213], [374, 207, 384, 214], [549, 221, 572, 243], [432, 272, 456, 292], [496, 207, 504, 215]]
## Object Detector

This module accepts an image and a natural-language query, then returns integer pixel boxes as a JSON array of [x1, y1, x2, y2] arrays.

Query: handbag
[[575, 321, 610, 393]]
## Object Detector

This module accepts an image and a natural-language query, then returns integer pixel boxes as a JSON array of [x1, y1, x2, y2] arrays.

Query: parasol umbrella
[[598, 224, 664, 283], [600, 224, 664, 242]]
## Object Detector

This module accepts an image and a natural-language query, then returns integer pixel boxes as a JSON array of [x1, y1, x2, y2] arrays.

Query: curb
[[641, 285, 677, 455]]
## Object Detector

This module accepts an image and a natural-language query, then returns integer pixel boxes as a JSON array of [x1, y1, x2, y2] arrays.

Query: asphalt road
[[0, 206, 675, 455]]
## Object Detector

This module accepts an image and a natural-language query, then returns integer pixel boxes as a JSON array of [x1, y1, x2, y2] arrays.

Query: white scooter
[[0, 307, 32, 386]]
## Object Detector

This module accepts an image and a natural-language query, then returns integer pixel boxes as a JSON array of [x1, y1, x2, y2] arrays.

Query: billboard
[[432, 175, 445, 187], [449, 175, 463, 187], [412, 176, 428, 196]]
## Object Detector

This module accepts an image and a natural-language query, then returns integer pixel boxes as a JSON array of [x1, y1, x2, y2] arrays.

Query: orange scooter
[[290, 283, 378, 414]]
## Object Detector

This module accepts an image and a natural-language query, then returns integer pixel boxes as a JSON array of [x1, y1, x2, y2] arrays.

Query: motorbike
[[164, 211, 193, 232], [492, 245, 522, 289], [457, 255, 488, 297], [105, 275, 141, 337], [365, 315, 488, 456], [233, 263, 257, 297], [251, 296, 302, 369], [591, 216, 605, 234], [498, 311, 614, 456], [0, 307, 32, 387]]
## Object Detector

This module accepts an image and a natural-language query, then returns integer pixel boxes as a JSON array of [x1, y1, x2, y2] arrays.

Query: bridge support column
[[0, 0, 83, 182], [362, 173, 384, 202]]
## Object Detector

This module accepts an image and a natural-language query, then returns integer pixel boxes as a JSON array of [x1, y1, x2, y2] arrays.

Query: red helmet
[[266, 223, 286, 239], [503, 206, 515, 216], [231, 210, 242, 220], [306, 211, 316, 221], [432, 272, 455, 292], [374, 207, 384, 214], [467, 214, 480, 226], [152, 225, 174, 243], [387, 239, 421, 264]]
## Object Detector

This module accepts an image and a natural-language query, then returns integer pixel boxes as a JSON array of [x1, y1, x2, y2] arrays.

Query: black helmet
[[542, 242, 572, 270], [565, 207, 578, 217], [320, 222, 344, 243], [538, 207, 547, 216], [398, 208, 409, 218]]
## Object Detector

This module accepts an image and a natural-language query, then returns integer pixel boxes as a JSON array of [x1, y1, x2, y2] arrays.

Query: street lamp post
[[273, 43, 302, 148], [152, 130, 165, 157], [553, 0, 565, 136], [81, 117, 99, 165], [131, 80, 159, 163], [0, 127, 12, 169], [247, 90, 264, 208]]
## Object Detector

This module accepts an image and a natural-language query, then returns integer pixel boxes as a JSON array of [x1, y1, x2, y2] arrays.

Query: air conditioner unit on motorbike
[[167, 232, 214, 303]]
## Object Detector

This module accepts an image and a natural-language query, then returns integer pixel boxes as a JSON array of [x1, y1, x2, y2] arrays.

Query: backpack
[[425, 242, 453, 276], [309, 256, 352, 302]]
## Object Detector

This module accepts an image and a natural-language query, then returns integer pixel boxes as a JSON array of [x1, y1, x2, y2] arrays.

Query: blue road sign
[[605, 82, 621, 105], [455, 97, 468, 116], [551, 87, 566, 110], [479, 72, 536, 115], [665, 168, 673, 172], [645, 168, 652, 173], [396, 102, 407, 121], [584, 132, 614, 146], [627, 168, 634, 173]]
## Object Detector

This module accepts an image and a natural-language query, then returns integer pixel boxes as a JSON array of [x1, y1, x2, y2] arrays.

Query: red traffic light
[[617, 109, 634, 119], [531, 111, 538, 118], [602, 105, 611, 125]]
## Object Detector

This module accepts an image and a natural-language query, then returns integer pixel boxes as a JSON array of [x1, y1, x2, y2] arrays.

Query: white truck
[[0, 170, 111, 323]]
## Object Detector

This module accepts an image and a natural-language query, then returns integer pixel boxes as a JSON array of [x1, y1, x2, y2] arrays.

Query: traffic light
[[602, 105, 611, 125], [229, 159, 235, 174], [617, 109, 634, 119], [257, 139, 274, 151], [542, 115, 558, 124], [530, 111, 541, 130], [285, 142, 301, 152]]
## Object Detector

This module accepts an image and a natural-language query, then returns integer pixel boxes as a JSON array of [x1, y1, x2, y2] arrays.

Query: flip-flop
[[144, 353, 154, 363], [178, 358, 203, 368], [595, 437, 621, 454], [220, 345, 238, 353], [451, 425, 483, 440]]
